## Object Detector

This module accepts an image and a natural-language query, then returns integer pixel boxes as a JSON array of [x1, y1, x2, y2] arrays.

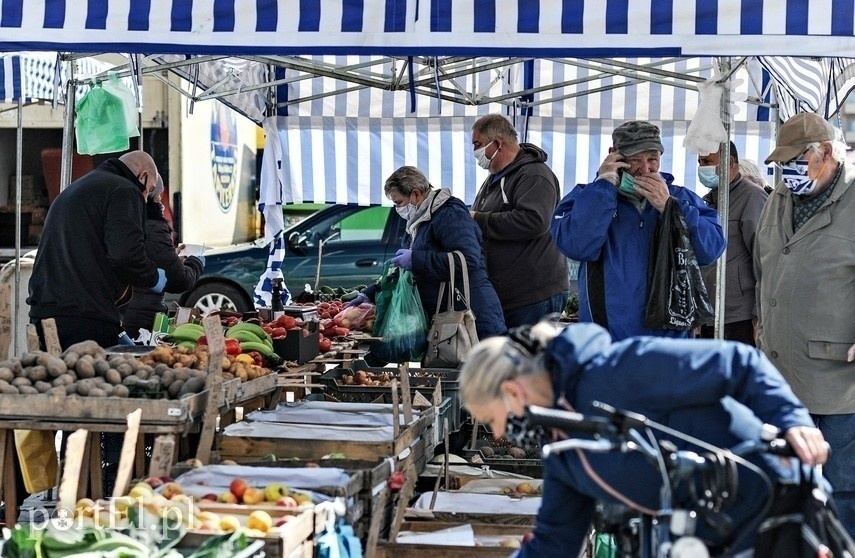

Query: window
[[330, 206, 390, 242]]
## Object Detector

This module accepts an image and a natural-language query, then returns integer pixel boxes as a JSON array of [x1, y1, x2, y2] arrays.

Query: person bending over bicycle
[[459, 321, 828, 557]]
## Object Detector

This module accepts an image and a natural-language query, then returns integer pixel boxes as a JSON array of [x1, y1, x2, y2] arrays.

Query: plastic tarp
[[0, 51, 114, 103]]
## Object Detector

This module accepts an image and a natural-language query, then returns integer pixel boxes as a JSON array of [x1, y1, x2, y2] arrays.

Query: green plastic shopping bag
[[370, 268, 428, 363]]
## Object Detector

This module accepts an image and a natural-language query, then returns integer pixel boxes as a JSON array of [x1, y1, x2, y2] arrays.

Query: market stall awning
[[2, 1, 855, 58], [1, 51, 116, 103]]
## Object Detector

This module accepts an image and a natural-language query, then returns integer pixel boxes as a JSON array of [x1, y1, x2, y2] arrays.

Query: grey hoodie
[[472, 143, 569, 310]]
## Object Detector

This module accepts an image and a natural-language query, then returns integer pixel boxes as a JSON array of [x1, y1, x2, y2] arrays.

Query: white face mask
[[395, 204, 414, 220], [697, 165, 720, 189], [473, 140, 495, 170]]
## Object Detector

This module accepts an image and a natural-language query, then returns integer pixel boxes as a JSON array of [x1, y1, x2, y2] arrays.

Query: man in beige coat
[[757, 112, 855, 538]]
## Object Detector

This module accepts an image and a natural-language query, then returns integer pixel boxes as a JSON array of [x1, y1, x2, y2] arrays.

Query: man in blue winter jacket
[[459, 321, 829, 557], [550, 121, 725, 340]]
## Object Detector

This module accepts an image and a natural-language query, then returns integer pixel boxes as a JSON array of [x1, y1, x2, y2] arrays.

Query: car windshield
[[298, 206, 391, 247]]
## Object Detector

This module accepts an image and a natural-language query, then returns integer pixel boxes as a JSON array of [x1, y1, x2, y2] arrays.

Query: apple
[[292, 493, 312, 506], [161, 482, 184, 500], [184, 458, 204, 468], [219, 515, 241, 532], [144, 476, 164, 489], [112, 496, 134, 514], [218, 492, 238, 504], [277, 496, 298, 508], [264, 483, 289, 502], [129, 483, 154, 501], [229, 478, 249, 500], [246, 510, 273, 533], [242, 487, 265, 505], [198, 519, 220, 532], [159, 475, 174, 483], [220, 459, 238, 466], [201, 493, 218, 502], [275, 515, 295, 527]]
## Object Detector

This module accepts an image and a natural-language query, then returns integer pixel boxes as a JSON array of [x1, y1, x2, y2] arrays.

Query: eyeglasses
[[774, 147, 812, 171]]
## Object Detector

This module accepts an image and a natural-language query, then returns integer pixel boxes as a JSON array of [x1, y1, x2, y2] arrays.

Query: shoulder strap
[[435, 252, 457, 313], [452, 250, 472, 311]]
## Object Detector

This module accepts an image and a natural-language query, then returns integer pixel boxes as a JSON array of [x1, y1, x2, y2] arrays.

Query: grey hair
[[738, 159, 769, 189], [805, 140, 848, 163], [148, 173, 164, 201], [384, 166, 431, 198], [459, 337, 547, 408], [471, 114, 519, 146]]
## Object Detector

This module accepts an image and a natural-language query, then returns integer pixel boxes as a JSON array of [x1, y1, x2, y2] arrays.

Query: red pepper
[[224, 338, 242, 356]]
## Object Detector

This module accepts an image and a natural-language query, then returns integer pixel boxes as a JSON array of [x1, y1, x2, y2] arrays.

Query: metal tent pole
[[713, 58, 732, 340], [59, 61, 77, 193], [12, 97, 23, 356]]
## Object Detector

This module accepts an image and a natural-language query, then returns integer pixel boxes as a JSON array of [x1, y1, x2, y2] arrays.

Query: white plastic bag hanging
[[684, 75, 728, 156]]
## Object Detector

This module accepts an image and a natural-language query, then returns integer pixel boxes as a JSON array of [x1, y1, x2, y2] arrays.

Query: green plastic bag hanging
[[371, 262, 397, 338], [371, 269, 428, 363], [74, 76, 139, 155]]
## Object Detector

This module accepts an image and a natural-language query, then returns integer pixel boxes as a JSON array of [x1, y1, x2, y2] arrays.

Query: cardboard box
[[273, 321, 319, 364]]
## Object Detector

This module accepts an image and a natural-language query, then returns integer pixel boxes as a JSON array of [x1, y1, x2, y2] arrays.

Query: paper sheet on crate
[[396, 524, 475, 546], [421, 463, 534, 480], [223, 421, 396, 442], [172, 464, 345, 500], [246, 401, 421, 427], [411, 492, 542, 515]]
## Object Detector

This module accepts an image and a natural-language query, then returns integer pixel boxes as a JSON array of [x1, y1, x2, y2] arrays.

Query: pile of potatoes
[[0, 340, 260, 400], [139, 345, 270, 383]]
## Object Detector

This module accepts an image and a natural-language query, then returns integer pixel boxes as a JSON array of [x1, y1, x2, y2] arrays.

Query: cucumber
[[239, 341, 279, 359]]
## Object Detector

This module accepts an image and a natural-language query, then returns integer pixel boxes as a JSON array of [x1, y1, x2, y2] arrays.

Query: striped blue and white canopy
[[1, 51, 113, 102], [2, 1, 855, 57]]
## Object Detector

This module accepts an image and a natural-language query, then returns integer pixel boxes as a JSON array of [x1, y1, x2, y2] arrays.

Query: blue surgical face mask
[[618, 172, 637, 195], [698, 165, 720, 189]]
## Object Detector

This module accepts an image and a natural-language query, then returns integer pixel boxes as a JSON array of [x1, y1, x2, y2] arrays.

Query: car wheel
[[185, 283, 252, 315]]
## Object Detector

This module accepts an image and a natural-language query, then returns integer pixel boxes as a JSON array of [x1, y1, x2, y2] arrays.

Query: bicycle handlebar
[[525, 405, 616, 436], [542, 437, 617, 457]]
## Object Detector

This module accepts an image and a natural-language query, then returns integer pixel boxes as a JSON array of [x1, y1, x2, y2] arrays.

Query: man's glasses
[[774, 147, 812, 171]]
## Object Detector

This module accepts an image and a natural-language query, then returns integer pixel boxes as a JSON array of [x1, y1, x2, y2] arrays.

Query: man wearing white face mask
[[757, 111, 855, 538], [470, 114, 569, 328], [697, 141, 768, 345]]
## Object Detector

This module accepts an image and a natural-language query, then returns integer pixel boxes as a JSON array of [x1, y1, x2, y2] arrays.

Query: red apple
[[144, 476, 164, 489], [275, 515, 295, 527], [201, 493, 218, 502], [277, 496, 298, 508], [161, 482, 184, 500], [229, 478, 249, 500]]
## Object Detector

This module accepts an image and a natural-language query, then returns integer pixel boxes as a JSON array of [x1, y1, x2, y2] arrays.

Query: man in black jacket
[[28, 150, 167, 348], [470, 114, 569, 328]]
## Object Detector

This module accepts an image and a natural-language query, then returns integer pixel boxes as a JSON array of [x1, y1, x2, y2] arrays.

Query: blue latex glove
[[152, 268, 167, 293], [190, 254, 206, 268], [391, 249, 413, 270], [117, 332, 136, 345], [345, 293, 369, 308]]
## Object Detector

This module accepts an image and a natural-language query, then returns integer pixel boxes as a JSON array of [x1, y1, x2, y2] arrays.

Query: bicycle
[[525, 402, 810, 558]]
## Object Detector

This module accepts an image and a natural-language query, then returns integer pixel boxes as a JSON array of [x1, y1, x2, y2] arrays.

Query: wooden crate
[[0, 392, 206, 431], [376, 521, 531, 557], [218, 407, 435, 462], [230, 374, 277, 406], [181, 505, 315, 558]]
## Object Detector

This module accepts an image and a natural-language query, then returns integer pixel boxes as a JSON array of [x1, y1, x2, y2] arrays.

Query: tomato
[[318, 338, 332, 352]]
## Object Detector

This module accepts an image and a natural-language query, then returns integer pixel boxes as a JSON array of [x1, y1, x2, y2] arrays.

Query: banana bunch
[[226, 323, 280, 361], [169, 323, 205, 350]]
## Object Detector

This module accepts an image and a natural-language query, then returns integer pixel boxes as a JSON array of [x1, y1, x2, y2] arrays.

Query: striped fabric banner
[[262, 115, 777, 206], [2, 1, 855, 57], [1, 52, 115, 103], [759, 56, 855, 120]]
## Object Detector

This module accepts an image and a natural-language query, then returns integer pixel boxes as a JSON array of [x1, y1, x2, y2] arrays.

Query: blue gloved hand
[[345, 293, 369, 308], [190, 254, 206, 268], [152, 268, 167, 293], [117, 332, 136, 345], [391, 249, 413, 270]]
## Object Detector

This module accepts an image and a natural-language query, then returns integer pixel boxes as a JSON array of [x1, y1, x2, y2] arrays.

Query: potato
[[26, 365, 48, 382], [88, 388, 107, 397], [93, 359, 110, 377], [45, 357, 67, 378], [167, 380, 184, 399], [507, 447, 528, 459], [153, 363, 170, 376], [1, 384, 19, 394], [52, 373, 75, 387], [11, 377, 32, 388], [34, 380, 52, 393], [107, 356, 125, 369], [115, 363, 133, 378], [112, 385, 130, 398], [161, 369, 176, 387], [0, 360, 15, 369], [122, 375, 141, 387], [0, 367, 14, 382], [21, 351, 42, 367], [135, 368, 151, 381], [62, 352, 79, 370], [62, 340, 102, 359], [75, 380, 93, 396], [138, 364, 154, 377], [47, 386, 67, 396], [18, 385, 39, 395], [173, 369, 189, 383], [178, 377, 206, 398], [65, 382, 77, 395], [75, 356, 96, 379], [105, 369, 122, 385]]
